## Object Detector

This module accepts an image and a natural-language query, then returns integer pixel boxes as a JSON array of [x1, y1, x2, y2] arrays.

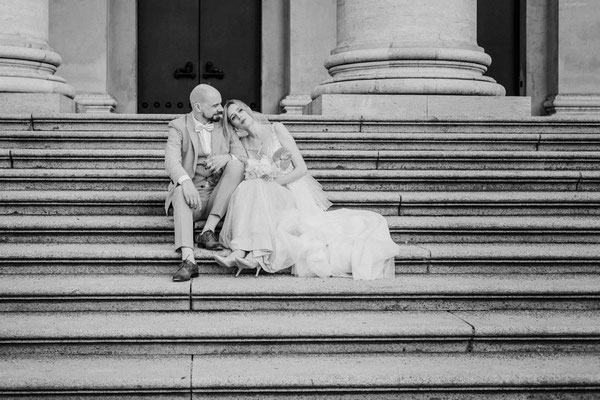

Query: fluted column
[[0, 0, 75, 112], [308, 0, 529, 118]]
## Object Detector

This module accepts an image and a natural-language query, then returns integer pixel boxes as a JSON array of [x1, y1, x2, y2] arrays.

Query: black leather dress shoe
[[197, 230, 223, 250], [172, 260, 199, 282]]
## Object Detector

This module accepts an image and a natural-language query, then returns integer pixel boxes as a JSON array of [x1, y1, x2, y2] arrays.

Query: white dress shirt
[[177, 117, 235, 185]]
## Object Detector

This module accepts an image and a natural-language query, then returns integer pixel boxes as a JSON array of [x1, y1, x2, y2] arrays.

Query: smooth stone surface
[[308, 94, 531, 118], [0, 311, 471, 339], [456, 310, 600, 337], [0, 274, 187, 296], [192, 352, 600, 388], [0, 93, 75, 113], [191, 273, 600, 296], [0, 355, 190, 390]]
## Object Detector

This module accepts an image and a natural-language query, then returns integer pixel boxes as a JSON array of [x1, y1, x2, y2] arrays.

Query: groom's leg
[[171, 186, 197, 250], [172, 186, 206, 250], [171, 186, 206, 282], [203, 159, 244, 231]]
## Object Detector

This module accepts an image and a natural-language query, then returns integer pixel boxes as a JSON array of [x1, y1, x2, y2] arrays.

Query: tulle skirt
[[219, 178, 297, 273], [220, 175, 400, 280]]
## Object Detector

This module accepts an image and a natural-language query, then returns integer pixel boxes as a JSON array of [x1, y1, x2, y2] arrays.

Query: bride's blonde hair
[[223, 99, 270, 138]]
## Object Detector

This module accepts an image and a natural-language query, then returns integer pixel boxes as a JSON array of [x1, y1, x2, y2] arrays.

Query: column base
[[75, 93, 117, 113], [280, 95, 312, 115], [0, 93, 75, 113], [306, 94, 531, 119], [544, 95, 600, 115]]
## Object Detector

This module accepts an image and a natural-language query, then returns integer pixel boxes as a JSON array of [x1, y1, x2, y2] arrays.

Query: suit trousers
[[171, 159, 244, 249]]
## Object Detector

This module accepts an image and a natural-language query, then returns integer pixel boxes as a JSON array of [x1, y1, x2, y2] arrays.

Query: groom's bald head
[[190, 84, 220, 104], [190, 84, 223, 123]]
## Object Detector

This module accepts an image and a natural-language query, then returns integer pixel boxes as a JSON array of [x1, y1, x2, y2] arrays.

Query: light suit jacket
[[164, 112, 247, 213]]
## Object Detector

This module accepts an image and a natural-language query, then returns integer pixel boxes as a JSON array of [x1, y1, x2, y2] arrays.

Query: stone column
[[308, 0, 530, 118], [544, 0, 600, 115], [0, 0, 75, 113], [50, 0, 117, 113], [279, 0, 336, 114]]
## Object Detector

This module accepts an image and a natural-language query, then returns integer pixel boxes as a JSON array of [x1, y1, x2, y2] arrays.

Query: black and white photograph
[[0, 0, 599, 398]]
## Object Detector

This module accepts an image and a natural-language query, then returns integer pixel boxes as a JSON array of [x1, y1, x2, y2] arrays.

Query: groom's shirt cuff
[[177, 175, 191, 185]]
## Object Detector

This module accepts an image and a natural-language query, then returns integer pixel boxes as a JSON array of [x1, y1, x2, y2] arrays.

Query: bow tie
[[196, 122, 214, 133]]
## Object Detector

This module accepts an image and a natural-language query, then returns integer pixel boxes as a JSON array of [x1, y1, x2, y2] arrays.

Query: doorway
[[137, 0, 261, 114], [477, 0, 523, 96]]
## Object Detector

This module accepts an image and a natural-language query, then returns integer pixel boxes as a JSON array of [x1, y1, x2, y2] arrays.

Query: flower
[[244, 156, 279, 181]]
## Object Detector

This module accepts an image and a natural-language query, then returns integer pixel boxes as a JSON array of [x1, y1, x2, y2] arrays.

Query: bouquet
[[244, 156, 279, 181]]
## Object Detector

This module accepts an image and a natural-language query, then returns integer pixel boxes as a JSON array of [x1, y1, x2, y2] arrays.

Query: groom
[[165, 84, 247, 282]]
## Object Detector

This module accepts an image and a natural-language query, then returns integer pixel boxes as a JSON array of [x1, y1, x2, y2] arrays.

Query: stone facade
[[0, 0, 598, 116]]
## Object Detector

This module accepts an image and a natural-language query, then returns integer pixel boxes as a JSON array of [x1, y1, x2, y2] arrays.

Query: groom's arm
[[165, 121, 189, 184]]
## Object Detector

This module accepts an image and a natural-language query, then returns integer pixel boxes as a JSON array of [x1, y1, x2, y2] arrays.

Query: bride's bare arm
[[272, 122, 308, 186]]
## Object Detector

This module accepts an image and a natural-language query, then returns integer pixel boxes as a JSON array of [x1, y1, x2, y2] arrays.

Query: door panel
[[200, 0, 261, 109], [137, 0, 261, 114], [138, 0, 200, 114]]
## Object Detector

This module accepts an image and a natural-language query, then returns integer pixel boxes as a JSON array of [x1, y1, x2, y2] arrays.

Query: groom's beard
[[209, 113, 222, 123]]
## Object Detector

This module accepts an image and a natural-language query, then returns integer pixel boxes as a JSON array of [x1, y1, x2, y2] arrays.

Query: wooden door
[[137, 0, 261, 114]]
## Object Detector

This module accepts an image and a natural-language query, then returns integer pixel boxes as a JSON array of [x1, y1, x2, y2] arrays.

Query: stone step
[[1, 352, 598, 398], [0, 130, 168, 150], [4, 129, 600, 151], [0, 168, 597, 192], [6, 149, 600, 170], [1, 310, 598, 355], [0, 168, 169, 191], [1, 273, 599, 312], [1, 215, 599, 244], [315, 169, 599, 192], [390, 215, 600, 244], [396, 191, 600, 216], [295, 132, 600, 151], [0, 190, 401, 216], [5, 112, 600, 134], [2, 243, 599, 275], [2, 190, 600, 217]]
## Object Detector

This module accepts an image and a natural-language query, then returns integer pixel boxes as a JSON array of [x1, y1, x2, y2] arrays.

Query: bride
[[214, 99, 400, 280]]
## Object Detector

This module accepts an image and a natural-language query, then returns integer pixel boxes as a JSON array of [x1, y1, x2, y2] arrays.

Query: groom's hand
[[205, 154, 232, 173], [181, 180, 201, 209]]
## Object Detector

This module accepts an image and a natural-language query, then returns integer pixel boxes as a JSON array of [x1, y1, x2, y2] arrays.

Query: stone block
[[0, 93, 75, 114], [307, 94, 531, 119]]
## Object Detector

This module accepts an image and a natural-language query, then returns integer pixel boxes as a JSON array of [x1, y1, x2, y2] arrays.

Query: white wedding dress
[[219, 124, 399, 280]]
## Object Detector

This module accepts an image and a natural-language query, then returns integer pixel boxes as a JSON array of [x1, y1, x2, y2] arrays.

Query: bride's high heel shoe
[[213, 254, 237, 269], [234, 257, 262, 277]]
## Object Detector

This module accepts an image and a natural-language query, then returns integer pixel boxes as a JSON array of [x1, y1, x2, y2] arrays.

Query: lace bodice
[[241, 124, 293, 174]]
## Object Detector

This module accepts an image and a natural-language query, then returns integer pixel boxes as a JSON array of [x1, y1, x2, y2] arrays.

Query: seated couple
[[165, 84, 400, 282]]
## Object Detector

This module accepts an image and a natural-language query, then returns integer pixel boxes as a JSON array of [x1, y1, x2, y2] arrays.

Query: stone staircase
[[1, 113, 600, 399]]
